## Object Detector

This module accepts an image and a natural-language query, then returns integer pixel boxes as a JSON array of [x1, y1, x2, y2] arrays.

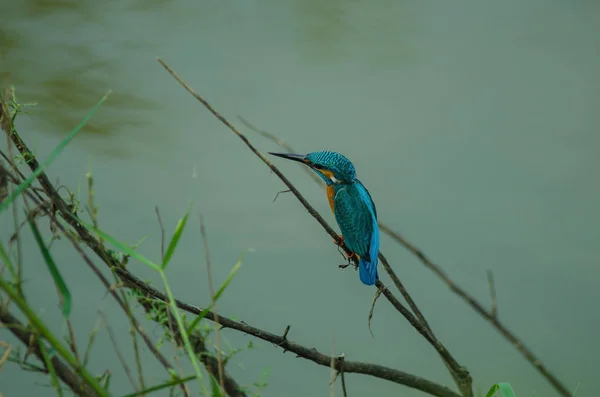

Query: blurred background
[[1, 0, 599, 396]]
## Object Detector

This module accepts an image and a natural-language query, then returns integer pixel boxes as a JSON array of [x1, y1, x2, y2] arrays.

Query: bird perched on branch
[[269, 150, 379, 286]]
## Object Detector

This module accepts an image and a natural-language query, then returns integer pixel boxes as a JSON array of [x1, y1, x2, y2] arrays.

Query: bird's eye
[[313, 164, 323, 170]]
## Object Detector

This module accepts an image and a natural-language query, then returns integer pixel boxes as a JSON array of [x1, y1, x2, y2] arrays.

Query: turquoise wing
[[333, 185, 375, 259]]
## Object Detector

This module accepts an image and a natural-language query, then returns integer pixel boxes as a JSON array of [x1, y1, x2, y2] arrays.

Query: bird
[[269, 150, 380, 286]]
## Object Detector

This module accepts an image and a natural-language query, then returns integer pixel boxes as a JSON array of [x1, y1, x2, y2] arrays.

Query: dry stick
[[0, 307, 99, 397], [116, 267, 460, 397], [378, 225, 571, 397], [157, 57, 470, 390], [99, 311, 139, 393], [238, 116, 571, 397], [199, 216, 225, 393]]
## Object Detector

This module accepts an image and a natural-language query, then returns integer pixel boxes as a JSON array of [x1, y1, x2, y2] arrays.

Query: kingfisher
[[269, 150, 380, 286]]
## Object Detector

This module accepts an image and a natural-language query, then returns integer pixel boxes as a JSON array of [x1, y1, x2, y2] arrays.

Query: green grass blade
[[187, 254, 244, 334], [28, 217, 71, 318], [0, 91, 111, 213], [39, 340, 64, 397], [159, 272, 208, 395], [213, 254, 243, 302], [162, 209, 190, 270], [486, 383, 517, 397], [485, 385, 499, 397], [210, 374, 223, 397], [77, 218, 161, 271], [119, 375, 195, 397], [0, 241, 18, 283]]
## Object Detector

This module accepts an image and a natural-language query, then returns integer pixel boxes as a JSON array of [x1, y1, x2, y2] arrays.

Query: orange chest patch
[[326, 185, 336, 214]]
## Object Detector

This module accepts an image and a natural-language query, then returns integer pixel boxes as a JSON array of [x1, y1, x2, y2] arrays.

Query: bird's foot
[[338, 252, 358, 269], [333, 234, 344, 247]]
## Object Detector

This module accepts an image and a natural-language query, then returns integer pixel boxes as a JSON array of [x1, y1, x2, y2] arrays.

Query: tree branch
[[115, 267, 459, 397]]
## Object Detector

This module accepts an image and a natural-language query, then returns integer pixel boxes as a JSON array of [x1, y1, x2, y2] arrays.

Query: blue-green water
[[1, 1, 599, 396]]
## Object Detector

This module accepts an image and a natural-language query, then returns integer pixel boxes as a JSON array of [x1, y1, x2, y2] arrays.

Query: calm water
[[1, 1, 599, 396]]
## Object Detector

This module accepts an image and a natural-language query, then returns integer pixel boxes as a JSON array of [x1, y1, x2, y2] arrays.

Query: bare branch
[[116, 267, 460, 397]]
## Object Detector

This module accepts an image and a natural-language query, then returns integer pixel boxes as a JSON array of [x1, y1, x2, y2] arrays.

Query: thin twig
[[199, 215, 225, 393], [99, 311, 139, 393], [0, 341, 12, 371], [368, 288, 383, 338], [82, 317, 102, 367], [487, 270, 497, 318]]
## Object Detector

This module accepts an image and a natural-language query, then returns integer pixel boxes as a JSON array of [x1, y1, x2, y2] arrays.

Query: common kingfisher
[[269, 150, 380, 286]]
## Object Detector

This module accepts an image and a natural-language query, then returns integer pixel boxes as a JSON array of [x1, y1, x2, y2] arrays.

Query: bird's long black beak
[[268, 152, 307, 164]]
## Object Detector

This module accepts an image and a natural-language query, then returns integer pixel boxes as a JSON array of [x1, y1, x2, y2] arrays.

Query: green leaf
[[0, 91, 110, 213], [162, 209, 191, 270], [28, 217, 71, 318], [486, 383, 517, 397], [186, 253, 244, 334], [210, 374, 224, 397]]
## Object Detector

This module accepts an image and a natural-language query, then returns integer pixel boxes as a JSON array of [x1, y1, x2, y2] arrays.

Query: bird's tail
[[358, 257, 378, 286]]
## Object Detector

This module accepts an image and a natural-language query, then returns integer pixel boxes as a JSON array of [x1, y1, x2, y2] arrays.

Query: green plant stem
[[159, 271, 208, 395], [39, 340, 64, 397], [120, 375, 196, 397], [0, 276, 108, 397]]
